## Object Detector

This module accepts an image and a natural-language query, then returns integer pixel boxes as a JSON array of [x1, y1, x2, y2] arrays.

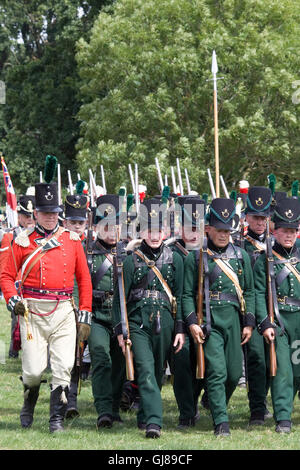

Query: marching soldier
[[113, 198, 185, 438], [62, 187, 89, 419], [87, 194, 126, 429], [168, 195, 207, 428], [182, 198, 255, 436], [237, 186, 273, 425], [0, 194, 36, 358], [254, 196, 300, 433], [0, 157, 92, 433]]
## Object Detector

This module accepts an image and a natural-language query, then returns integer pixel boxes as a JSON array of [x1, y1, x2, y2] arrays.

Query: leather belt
[[129, 288, 169, 303], [277, 296, 300, 307], [208, 291, 239, 303], [22, 286, 73, 299]]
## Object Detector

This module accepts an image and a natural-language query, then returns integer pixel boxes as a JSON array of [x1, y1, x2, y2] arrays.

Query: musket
[[266, 218, 277, 377], [68, 170, 74, 195], [155, 157, 164, 193], [171, 166, 177, 194], [100, 165, 107, 195], [115, 225, 134, 381], [57, 163, 62, 205], [211, 50, 220, 197], [134, 163, 140, 216], [185, 168, 191, 195], [128, 164, 136, 194], [196, 216, 205, 379], [176, 158, 184, 195], [207, 168, 216, 199], [220, 175, 229, 198]]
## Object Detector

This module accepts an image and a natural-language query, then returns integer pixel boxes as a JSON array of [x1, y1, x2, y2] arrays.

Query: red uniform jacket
[[0, 227, 92, 313]]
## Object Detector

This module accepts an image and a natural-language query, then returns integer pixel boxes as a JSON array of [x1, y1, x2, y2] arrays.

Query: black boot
[[65, 379, 79, 419], [20, 384, 40, 428], [49, 385, 69, 433]]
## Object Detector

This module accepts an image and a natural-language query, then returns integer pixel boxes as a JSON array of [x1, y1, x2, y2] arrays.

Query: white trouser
[[19, 299, 76, 390]]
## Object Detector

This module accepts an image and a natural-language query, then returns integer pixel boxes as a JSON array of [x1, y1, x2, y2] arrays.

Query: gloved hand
[[14, 301, 26, 316], [78, 323, 91, 342], [7, 295, 24, 315]]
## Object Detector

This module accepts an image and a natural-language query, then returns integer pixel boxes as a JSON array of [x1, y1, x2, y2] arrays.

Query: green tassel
[[267, 174, 276, 194], [43, 155, 57, 184], [127, 194, 134, 212], [291, 180, 299, 198], [76, 180, 85, 195], [230, 190, 237, 202], [202, 193, 208, 204], [162, 185, 170, 204]]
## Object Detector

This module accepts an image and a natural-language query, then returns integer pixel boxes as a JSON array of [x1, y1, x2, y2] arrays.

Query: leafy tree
[[0, 0, 113, 200], [76, 0, 300, 196]]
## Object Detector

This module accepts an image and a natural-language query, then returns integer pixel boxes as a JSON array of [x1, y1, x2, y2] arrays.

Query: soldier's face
[[18, 213, 35, 229], [96, 222, 117, 245], [273, 227, 298, 248], [182, 226, 200, 247], [64, 219, 86, 236], [245, 214, 267, 235], [142, 228, 164, 249], [34, 210, 59, 231], [208, 226, 230, 248]]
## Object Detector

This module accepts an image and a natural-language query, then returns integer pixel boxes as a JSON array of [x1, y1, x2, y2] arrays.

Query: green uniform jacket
[[112, 240, 184, 334], [254, 242, 300, 333], [182, 241, 256, 329]]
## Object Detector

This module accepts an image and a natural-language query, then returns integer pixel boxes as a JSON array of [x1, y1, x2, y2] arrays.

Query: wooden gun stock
[[125, 341, 134, 381], [266, 219, 277, 377], [196, 247, 205, 379]]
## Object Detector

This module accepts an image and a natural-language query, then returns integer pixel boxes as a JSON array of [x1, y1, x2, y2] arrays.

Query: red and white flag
[[1, 156, 18, 227]]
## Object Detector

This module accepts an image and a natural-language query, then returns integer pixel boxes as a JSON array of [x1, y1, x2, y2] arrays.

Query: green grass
[[1, 299, 300, 450]]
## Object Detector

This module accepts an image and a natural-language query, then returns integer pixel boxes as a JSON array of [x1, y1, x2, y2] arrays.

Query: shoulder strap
[[272, 249, 300, 283]]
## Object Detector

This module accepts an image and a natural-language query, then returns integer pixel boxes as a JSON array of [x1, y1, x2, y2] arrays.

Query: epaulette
[[68, 230, 81, 241], [15, 228, 35, 247]]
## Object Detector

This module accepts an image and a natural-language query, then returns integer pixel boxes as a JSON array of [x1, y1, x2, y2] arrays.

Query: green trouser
[[247, 328, 270, 415], [88, 319, 126, 418], [204, 305, 243, 426], [173, 334, 204, 420], [267, 311, 300, 422], [130, 315, 174, 428]]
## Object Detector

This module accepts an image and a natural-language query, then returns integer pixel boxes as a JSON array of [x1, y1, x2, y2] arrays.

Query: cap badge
[[221, 209, 229, 218], [105, 205, 114, 214], [256, 197, 263, 206], [149, 209, 158, 218], [285, 209, 294, 219], [45, 191, 53, 201], [193, 210, 200, 219]]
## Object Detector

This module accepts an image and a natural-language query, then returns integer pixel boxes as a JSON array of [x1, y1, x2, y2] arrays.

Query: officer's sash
[[207, 248, 246, 313]]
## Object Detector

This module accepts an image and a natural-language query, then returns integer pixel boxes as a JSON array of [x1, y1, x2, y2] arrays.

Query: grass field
[[1, 299, 300, 452]]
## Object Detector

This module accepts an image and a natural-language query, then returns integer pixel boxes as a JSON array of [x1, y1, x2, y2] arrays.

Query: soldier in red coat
[[0, 167, 92, 433]]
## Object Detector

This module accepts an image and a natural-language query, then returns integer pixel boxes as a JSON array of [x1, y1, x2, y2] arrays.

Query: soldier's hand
[[263, 327, 275, 345], [117, 334, 132, 356], [78, 323, 91, 342], [173, 333, 185, 354], [241, 326, 253, 345], [14, 301, 26, 316], [189, 324, 205, 345]]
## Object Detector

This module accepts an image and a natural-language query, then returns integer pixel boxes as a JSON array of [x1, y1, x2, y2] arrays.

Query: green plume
[[119, 187, 126, 197], [291, 180, 299, 198], [127, 194, 134, 211], [43, 155, 57, 184], [267, 174, 276, 194], [162, 185, 170, 204], [202, 193, 208, 203], [76, 180, 85, 195], [230, 190, 237, 202]]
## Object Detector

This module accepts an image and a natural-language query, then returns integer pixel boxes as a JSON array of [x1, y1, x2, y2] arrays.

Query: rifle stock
[[196, 228, 205, 380], [266, 219, 277, 377], [116, 227, 134, 381]]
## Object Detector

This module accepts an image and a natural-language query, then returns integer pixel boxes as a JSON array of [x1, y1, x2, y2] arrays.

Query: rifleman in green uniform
[[167, 195, 207, 428], [88, 194, 126, 429], [237, 186, 273, 425], [254, 196, 300, 433], [182, 197, 255, 436], [113, 198, 185, 438]]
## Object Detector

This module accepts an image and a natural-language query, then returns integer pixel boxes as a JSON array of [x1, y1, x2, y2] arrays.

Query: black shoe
[[137, 422, 146, 430], [20, 384, 40, 428], [177, 418, 195, 430], [146, 423, 161, 438], [49, 386, 69, 433], [97, 414, 113, 429], [275, 420, 291, 434], [249, 412, 265, 426], [65, 407, 80, 419], [214, 422, 231, 437]]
